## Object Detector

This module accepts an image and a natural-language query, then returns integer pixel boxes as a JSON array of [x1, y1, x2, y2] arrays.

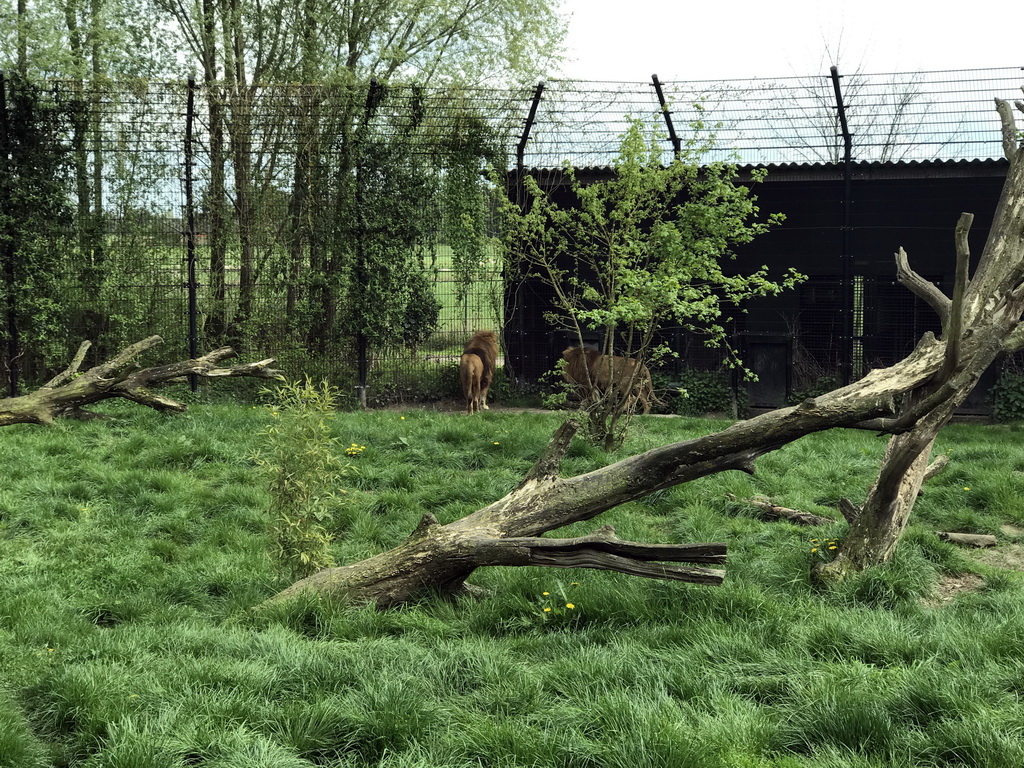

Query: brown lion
[[561, 346, 658, 415], [460, 331, 498, 415]]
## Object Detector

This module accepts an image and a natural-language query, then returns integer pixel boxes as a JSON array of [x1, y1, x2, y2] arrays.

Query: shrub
[[990, 371, 1024, 422], [253, 377, 350, 578], [673, 369, 738, 417]]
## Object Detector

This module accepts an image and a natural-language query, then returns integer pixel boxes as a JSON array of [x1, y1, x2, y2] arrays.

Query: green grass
[[1, 405, 1024, 767]]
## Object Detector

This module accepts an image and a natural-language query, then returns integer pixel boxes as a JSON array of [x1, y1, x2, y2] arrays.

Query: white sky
[[554, 0, 1022, 82]]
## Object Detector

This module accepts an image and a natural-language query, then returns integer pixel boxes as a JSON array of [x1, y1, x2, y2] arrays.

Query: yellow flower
[[570, 582, 580, 587], [811, 548, 818, 553], [493, 441, 500, 445], [565, 603, 575, 610], [811, 539, 819, 543], [543, 607, 552, 613], [542, 592, 549, 596], [963, 486, 971, 491], [400, 416, 406, 420], [828, 546, 837, 550]]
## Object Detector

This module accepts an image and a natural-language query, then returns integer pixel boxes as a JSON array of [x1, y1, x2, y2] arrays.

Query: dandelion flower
[[570, 582, 580, 587], [565, 603, 575, 610], [963, 486, 971, 491], [493, 441, 500, 445], [542, 592, 549, 596], [811, 548, 818, 553], [400, 416, 406, 420], [828, 546, 837, 550], [543, 607, 552, 613]]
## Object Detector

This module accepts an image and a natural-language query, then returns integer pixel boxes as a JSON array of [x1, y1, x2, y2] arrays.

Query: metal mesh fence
[[523, 67, 1024, 167], [1, 67, 1021, 406]]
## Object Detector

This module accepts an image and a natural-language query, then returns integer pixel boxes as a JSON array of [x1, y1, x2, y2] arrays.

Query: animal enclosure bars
[[1, 66, 1021, 407]]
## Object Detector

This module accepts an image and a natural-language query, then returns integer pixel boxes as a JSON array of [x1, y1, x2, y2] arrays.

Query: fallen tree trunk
[[726, 494, 835, 526], [937, 532, 998, 548], [267, 345, 956, 607], [0, 336, 282, 427]]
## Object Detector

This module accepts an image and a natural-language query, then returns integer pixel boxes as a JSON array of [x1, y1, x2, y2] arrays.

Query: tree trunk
[[0, 336, 281, 427], [818, 93, 1024, 582]]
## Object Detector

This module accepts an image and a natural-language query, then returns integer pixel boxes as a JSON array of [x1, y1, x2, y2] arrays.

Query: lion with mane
[[460, 331, 498, 415], [561, 346, 658, 414]]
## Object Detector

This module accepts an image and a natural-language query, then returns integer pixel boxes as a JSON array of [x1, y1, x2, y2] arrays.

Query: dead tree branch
[[0, 336, 283, 427]]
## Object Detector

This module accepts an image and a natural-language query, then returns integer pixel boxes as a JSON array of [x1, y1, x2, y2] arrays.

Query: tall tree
[[501, 118, 801, 449], [158, 0, 565, 348]]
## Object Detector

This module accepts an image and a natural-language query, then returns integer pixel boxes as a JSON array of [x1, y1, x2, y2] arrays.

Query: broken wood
[[0, 336, 283, 427], [936, 532, 998, 548], [726, 494, 835, 527], [732, 496, 997, 549]]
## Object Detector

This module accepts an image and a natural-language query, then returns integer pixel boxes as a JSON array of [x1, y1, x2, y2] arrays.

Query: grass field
[[1, 401, 1024, 767]]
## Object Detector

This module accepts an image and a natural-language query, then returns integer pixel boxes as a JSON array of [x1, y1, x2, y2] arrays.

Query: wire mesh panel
[[2, 68, 1021, 406], [0, 77, 189, 391], [518, 67, 1024, 168]]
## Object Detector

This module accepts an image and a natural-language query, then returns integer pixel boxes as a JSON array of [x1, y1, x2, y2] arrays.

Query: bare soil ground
[[925, 525, 1024, 606]]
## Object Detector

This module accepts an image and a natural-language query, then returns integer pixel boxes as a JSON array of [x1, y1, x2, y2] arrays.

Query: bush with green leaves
[[252, 377, 350, 578], [673, 368, 738, 416], [499, 115, 803, 448], [991, 371, 1024, 422]]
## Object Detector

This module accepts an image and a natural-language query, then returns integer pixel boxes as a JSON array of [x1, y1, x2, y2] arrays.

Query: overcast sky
[[554, 0, 1022, 82]]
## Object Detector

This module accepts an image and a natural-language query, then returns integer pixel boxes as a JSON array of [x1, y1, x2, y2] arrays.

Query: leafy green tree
[[0, 76, 75, 386], [501, 117, 803, 448]]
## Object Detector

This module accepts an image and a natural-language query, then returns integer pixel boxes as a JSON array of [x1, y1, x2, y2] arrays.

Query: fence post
[[0, 70, 18, 398], [651, 74, 681, 159], [354, 78, 383, 408], [507, 82, 545, 383], [830, 66, 855, 386], [184, 77, 199, 391]]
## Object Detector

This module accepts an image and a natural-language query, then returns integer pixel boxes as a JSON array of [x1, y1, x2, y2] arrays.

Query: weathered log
[[936, 532, 998, 548], [0, 336, 282, 427], [267, 343, 958, 608], [726, 494, 835, 527]]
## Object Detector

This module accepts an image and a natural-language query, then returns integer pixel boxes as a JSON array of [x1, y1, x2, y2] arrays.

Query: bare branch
[[895, 247, 951, 325], [42, 341, 92, 389], [726, 494, 834, 526], [472, 526, 727, 585], [936, 532, 997, 548], [0, 339, 283, 427], [923, 454, 950, 483], [519, 419, 579, 485], [996, 98, 1019, 160], [838, 498, 861, 524], [937, 213, 974, 382]]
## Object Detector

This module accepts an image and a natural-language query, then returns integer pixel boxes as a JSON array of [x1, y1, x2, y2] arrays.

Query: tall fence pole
[[830, 66, 854, 386], [0, 70, 18, 398], [355, 78, 383, 408], [651, 74, 681, 159], [507, 81, 545, 383], [184, 77, 199, 391]]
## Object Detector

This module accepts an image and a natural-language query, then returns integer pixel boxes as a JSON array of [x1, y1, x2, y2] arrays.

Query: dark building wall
[[504, 161, 1010, 411]]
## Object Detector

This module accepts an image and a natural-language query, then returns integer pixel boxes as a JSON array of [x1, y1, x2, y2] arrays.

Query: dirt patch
[[973, 542, 1024, 571], [923, 572, 986, 607], [999, 524, 1024, 539]]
